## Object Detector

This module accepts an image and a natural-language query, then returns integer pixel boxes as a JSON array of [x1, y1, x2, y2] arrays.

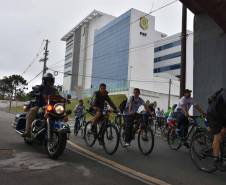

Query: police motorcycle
[[14, 85, 72, 159]]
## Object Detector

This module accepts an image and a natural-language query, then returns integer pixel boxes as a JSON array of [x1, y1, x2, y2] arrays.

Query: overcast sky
[[0, 0, 194, 90]]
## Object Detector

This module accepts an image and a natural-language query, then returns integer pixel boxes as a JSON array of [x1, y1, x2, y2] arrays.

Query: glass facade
[[91, 10, 131, 92], [154, 51, 181, 63], [154, 64, 181, 73], [154, 40, 181, 53]]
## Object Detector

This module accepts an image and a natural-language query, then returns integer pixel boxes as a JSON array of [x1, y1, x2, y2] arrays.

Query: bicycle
[[74, 113, 87, 137], [167, 115, 206, 150], [190, 128, 226, 173], [84, 110, 119, 155], [154, 117, 165, 132], [116, 113, 155, 155]]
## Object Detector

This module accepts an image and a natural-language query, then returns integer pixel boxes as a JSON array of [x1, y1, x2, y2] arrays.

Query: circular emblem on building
[[140, 16, 149, 30]]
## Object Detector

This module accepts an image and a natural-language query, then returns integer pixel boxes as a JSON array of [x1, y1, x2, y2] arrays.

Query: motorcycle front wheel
[[46, 132, 67, 159]]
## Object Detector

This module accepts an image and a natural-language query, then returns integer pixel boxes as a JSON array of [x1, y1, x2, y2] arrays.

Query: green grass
[[9, 106, 24, 113]]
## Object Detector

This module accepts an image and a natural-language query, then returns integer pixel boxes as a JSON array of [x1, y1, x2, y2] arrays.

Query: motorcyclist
[[22, 73, 59, 137]]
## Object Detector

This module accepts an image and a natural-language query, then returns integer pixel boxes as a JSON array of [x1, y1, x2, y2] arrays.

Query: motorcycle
[[12, 100, 36, 128], [14, 95, 71, 159]]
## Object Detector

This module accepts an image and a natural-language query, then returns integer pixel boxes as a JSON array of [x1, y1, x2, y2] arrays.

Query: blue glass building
[[91, 10, 132, 92]]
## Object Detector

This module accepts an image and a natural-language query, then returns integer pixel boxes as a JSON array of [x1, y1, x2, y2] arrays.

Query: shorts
[[207, 113, 226, 135]]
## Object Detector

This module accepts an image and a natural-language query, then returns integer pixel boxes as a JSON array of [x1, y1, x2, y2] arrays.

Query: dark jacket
[[36, 85, 59, 107], [91, 91, 117, 111], [207, 89, 226, 121]]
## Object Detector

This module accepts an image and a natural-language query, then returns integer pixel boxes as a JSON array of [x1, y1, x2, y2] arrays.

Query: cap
[[184, 89, 192, 94]]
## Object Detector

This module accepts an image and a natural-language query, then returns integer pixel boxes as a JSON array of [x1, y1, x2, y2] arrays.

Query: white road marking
[[67, 140, 171, 185]]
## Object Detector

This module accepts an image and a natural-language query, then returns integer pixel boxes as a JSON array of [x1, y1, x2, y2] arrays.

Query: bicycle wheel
[[190, 131, 217, 173], [74, 122, 80, 136], [161, 125, 168, 141], [84, 121, 96, 147], [167, 127, 182, 150], [102, 124, 119, 155], [149, 120, 156, 135], [138, 126, 155, 155]]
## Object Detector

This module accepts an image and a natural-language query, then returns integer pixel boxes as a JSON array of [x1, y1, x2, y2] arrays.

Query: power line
[[52, 32, 193, 69], [21, 40, 45, 75], [27, 70, 43, 84], [48, 68, 171, 84], [64, 0, 179, 53]]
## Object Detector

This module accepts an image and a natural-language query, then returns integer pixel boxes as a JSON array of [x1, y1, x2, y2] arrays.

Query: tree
[[8, 75, 27, 100], [0, 77, 13, 99], [0, 75, 27, 100]]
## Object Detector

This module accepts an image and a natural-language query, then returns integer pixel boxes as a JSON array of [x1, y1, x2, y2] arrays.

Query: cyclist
[[207, 88, 226, 170], [90, 83, 118, 129], [124, 88, 153, 147], [74, 99, 85, 133], [175, 89, 206, 146]]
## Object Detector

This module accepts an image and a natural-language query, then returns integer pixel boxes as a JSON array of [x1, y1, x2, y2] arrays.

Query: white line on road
[[67, 140, 171, 185]]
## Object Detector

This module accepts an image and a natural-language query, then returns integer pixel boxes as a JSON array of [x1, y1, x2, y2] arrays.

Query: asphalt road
[[1, 111, 226, 185], [68, 121, 226, 185], [0, 111, 150, 185]]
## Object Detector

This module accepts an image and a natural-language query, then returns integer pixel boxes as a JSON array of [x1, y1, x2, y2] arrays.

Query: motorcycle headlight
[[54, 104, 64, 114]]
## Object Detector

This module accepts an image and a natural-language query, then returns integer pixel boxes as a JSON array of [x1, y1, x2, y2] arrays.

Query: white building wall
[[127, 9, 180, 109], [153, 31, 194, 93], [63, 76, 71, 94], [186, 33, 194, 91], [128, 9, 156, 90]]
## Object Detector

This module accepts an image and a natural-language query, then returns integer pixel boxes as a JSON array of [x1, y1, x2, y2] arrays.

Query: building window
[[154, 40, 181, 53], [64, 70, 72, 77], [66, 43, 73, 50], [65, 53, 73, 60], [154, 64, 181, 73], [154, 51, 181, 63], [64, 61, 72, 69]]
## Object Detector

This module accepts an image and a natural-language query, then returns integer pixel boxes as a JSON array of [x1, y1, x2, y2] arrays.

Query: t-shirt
[[74, 105, 85, 117], [125, 96, 145, 114], [175, 96, 196, 115]]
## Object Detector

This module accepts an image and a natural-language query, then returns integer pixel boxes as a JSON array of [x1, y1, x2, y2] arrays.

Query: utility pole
[[180, 5, 187, 97], [168, 79, 172, 109], [40, 39, 49, 77]]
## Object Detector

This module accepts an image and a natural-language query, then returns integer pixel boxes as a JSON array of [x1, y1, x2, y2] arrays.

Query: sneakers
[[124, 142, 131, 147]]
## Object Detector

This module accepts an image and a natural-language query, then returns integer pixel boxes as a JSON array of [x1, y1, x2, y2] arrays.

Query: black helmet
[[42, 73, 55, 86]]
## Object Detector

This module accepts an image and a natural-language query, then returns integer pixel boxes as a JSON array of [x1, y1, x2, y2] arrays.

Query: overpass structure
[[180, 0, 226, 109]]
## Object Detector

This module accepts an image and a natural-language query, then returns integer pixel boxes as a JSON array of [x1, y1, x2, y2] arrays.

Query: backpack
[[119, 99, 128, 113], [208, 88, 224, 104], [119, 96, 137, 113]]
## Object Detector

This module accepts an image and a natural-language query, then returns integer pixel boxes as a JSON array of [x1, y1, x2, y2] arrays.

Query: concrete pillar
[[193, 14, 226, 110]]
